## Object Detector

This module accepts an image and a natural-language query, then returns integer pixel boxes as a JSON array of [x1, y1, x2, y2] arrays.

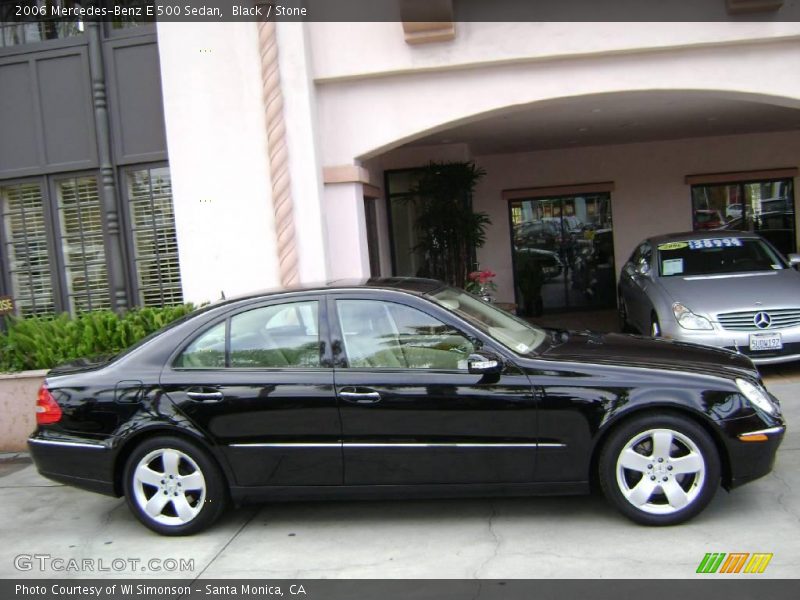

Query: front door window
[[336, 299, 474, 370]]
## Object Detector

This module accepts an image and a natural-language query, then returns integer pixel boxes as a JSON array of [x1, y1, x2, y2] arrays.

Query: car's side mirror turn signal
[[467, 353, 503, 375]]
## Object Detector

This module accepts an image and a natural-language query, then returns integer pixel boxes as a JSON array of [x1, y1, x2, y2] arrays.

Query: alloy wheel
[[131, 448, 207, 526], [615, 428, 705, 515]]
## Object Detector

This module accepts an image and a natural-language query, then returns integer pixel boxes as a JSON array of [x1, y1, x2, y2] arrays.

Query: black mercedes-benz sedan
[[28, 278, 785, 535]]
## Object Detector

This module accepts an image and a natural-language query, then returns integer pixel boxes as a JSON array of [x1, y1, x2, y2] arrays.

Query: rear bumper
[[28, 435, 118, 497]]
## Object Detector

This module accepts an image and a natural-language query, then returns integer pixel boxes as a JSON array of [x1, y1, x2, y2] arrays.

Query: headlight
[[736, 378, 778, 415], [672, 303, 713, 330]]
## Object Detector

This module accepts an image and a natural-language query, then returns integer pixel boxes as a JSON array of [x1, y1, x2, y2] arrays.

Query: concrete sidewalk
[[1, 380, 797, 580]]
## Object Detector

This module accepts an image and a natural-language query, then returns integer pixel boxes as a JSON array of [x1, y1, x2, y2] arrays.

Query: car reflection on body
[[514, 247, 563, 281], [29, 278, 784, 535], [619, 230, 800, 363], [718, 210, 796, 257], [693, 209, 724, 230]]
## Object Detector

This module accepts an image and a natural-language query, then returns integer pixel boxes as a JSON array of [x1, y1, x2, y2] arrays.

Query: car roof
[[647, 230, 762, 246], [217, 277, 445, 305]]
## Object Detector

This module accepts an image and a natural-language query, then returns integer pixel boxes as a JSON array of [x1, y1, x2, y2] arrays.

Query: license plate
[[749, 333, 782, 351]]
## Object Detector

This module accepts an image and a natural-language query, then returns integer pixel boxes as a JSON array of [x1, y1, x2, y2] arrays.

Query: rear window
[[657, 238, 787, 277]]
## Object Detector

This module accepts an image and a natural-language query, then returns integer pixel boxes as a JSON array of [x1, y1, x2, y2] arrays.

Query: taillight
[[36, 385, 62, 425]]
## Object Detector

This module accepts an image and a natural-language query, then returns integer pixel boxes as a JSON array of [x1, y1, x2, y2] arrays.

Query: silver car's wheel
[[618, 295, 630, 332], [599, 414, 720, 525], [615, 429, 705, 515], [123, 436, 227, 535], [650, 316, 661, 337], [132, 448, 206, 526]]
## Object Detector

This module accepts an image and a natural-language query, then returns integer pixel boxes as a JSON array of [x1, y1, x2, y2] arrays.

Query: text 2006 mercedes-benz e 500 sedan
[[29, 279, 785, 535]]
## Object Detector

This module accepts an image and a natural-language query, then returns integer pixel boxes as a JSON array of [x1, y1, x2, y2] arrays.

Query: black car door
[[160, 296, 341, 487], [328, 292, 538, 486]]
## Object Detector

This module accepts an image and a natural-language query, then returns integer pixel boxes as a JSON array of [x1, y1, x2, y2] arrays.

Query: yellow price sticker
[[657, 242, 689, 251]]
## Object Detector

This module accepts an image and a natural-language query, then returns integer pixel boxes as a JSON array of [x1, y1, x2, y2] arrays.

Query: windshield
[[428, 287, 547, 354], [657, 237, 787, 277]]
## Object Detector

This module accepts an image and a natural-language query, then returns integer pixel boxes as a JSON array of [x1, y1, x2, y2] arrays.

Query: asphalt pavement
[[0, 371, 797, 580]]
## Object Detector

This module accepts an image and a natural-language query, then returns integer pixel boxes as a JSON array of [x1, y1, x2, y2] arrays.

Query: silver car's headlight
[[672, 303, 713, 330], [736, 378, 778, 415]]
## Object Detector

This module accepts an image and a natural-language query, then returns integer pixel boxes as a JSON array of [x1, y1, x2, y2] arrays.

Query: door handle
[[339, 390, 381, 404], [186, 391, 224, 402]]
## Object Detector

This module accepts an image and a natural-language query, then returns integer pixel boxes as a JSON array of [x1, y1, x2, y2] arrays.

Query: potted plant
[[465, 269, 498, 302], [408, 161, 490, 288]]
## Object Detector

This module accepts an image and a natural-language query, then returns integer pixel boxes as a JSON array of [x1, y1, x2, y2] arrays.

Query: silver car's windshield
[[657, 237, 787, 277], [429, 287, 547, 354]]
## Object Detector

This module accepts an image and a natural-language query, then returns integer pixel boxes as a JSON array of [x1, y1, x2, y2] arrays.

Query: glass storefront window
[[386, 170, 425, 277], [691, 178, 795, 256], [509, 193, 615, 315]]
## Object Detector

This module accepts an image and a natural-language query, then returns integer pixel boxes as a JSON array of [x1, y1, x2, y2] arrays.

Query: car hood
[[540, 331, 757, 378], [656, 269, 800, 316]]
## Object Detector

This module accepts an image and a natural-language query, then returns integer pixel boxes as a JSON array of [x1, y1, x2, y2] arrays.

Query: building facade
[[3, 5, 800, 317], [0, 13, 181, 316]]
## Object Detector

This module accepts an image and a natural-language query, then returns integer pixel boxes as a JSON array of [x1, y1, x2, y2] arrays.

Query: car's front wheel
[[123, 436, 227, 535], [618, 294, 634, 333], [650, 314, 661, 337], [599, 414, 720, 525]]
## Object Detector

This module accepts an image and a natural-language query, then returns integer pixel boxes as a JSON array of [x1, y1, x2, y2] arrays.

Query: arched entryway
[[347, 89, 800, 321]]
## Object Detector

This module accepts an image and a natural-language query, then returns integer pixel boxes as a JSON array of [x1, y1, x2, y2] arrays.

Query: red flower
[[469, 270, 496, 284]]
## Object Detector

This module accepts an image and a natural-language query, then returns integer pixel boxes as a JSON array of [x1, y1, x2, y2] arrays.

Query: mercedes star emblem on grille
[[753, 312, 772, 329]]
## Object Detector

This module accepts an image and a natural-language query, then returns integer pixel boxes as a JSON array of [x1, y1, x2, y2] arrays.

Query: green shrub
[[0, 304, 195, 373]]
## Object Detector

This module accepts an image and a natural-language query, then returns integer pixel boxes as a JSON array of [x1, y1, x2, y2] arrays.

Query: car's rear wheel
[[599, 414, 720, 525], [123, 436, 227, 535]]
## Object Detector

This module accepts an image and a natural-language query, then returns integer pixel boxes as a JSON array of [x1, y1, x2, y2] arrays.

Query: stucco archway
[[314, 37, 800, 165]]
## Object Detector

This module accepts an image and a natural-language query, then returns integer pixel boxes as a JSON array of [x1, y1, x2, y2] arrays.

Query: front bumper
[[719, 414, 785, 489], [661, 322, 800, 364]]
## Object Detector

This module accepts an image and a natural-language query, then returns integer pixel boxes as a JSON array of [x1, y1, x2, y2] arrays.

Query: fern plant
[[0, 304, 195, 373]]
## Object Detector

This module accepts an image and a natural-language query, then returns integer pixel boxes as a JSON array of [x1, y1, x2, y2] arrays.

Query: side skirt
[[229, 481, 589, 506]]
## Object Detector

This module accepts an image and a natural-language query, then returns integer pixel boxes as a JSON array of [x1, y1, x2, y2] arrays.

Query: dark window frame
[[0, 1, 156, 53], [1, 171, 114, 315], [384, 167, 423, 277], [506, 190, 615, 314], [51, 170, 114, 313], [118, 161, 183, 308], [0, 175, 61, 315], [689, 176, 796, 256], [2, 163, 183, 317]]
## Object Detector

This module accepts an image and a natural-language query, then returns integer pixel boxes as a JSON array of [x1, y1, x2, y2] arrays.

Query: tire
[[123, 436, 228, 535], [618, 295, 633, 333], [650, 314, 661, 337], [599, 414, 720, 526]]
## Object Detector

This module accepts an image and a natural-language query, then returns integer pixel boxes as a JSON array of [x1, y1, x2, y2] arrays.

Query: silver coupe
[[618, 231, 800, 364]]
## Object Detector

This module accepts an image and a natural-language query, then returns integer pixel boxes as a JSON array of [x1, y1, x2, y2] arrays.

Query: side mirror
[[787, 253, 800, 268], [467, 353, 503, 375]]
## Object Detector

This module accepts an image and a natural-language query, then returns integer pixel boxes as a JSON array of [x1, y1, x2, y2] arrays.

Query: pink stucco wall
[[0, 370, 46, 452]]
